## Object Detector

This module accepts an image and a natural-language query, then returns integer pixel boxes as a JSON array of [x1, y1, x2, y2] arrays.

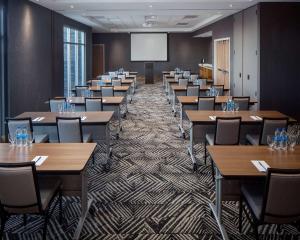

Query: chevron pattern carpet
[[2, 80, 300, 240]]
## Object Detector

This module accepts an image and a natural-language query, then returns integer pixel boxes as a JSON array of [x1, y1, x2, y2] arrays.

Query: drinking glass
[[27, 132, 34, 146], [267, 135, 275, 150], [222, 102, 227, 112], [8, 133, 16, 146], [288, 135, 297, 150], [235, 103, 240, 111]]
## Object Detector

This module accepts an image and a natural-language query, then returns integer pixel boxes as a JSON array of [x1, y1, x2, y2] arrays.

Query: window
[[64, 26, 86, 96]]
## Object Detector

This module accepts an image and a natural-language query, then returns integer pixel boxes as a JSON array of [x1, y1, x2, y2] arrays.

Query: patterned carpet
[[3, 80, 300, 240]]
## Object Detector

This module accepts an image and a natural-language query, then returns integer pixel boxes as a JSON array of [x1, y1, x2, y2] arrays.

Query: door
[[233, 12, 243, 96], [243, 6, 259, 100], [214, 38, 230, 90], [93, 44, 105, 78]]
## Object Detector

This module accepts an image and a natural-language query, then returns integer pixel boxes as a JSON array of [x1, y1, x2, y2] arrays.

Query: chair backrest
[[261, 168, 300, 224], [85, 97, 103, 111], [91, 80, 99, 86], [183, 70, 191, 78], [101, 75, 111, 81], [179, 78, 188, 86], [112, 79, 121, 86], [101, 86, 114, 97], [108, 72, 116, 78], [169, 71, 175, 77], [198, 97, 215, 110], [233, 96, 250, 110], [260, 118, 289, 145], [56, 117, 83, 143], [123, 71, 129, 77], [49, 98, 66, 112], [117, 74, 125, 81], [187, 86, 199, 97], [212, 85, 224, 96], [214, 117, 241, 145], [7, 118, 33, 138], [190, 74, 198, 82], [75, 86, 89, 97], [0, 162, 41, 213], [175, 74, 183, 81]]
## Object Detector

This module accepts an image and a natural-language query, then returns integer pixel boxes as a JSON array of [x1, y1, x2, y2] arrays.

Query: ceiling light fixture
[[149, 5, 153, 8], [229, 4, 233, 8], [70, 5, 74, 9]]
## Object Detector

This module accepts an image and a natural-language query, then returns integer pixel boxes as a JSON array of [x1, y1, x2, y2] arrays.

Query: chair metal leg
[[23, 214, 27, 226], [0, 213, 7, 239], [59, 189, 63, 224], [42, 214, 49, 240], [239, 196, 243, 233], [253, 223, 259, 240], [204, 140, 207, 165]]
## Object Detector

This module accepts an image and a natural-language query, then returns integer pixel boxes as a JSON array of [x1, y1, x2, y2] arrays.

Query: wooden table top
[[16, 112, 114, 125], [171, 85, 230, 91], [186, 110, 295, 123], [88, 79, 133, 84], [207, 145, 300, 178], [177, 96, 257, 105], [89, 86, 129, 92], [62, 96, 124, 105], [0, 143, 96, 173]]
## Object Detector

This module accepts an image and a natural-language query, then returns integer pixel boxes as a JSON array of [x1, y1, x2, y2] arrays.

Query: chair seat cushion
[[33, 133, 49, 143], [241, 182, 265, 220], [205, 133, 215, 145], [246, 134, 259, 145], [39, 177, 61, 211], [83, 133, 92, 143]]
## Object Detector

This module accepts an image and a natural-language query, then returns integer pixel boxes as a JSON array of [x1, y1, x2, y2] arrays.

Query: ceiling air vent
[[176, 22, 189, 26], [183, 15, 198, 20]]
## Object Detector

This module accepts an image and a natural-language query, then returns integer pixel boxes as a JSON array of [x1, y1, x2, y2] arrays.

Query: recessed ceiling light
[[149, 5, 153, 8], [70, 5, 74, 9], [229, 4, 233, 8]]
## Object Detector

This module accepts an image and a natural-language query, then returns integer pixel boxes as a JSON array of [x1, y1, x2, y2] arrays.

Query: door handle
[[239, 73, 242, 78], [247, 74, 250, 80]]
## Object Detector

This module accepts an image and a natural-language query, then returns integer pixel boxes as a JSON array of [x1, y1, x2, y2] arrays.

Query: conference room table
[[185, 110, 296, 169], [207, 145, 300, 240], [59, 96, 125, 136], [88, 78, 135, 95], [170, 84, 230, 110], [0, 143, 97, 240], [88, 85, 131, 104], [15, 112, 113, 154], [177, 96, 258, 137]]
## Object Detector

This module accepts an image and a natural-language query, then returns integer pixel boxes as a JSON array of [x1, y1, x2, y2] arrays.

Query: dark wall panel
[[7, 0, 52, 116], [7, 0, 92, 116], [93, 33, 211, 77], [259, 3, 300, 121]]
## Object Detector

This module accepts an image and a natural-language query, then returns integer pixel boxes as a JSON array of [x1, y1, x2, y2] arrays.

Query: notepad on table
[[209, 116, 216, 120], [32, 156, 48, 166], [251, 160, 270, 172]]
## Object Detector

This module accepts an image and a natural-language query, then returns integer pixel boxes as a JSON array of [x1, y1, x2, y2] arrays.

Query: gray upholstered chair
[[233, 96, 250, 110], [85, 97, 103, 111], [174, 74, 183, 82], [49, 98, 66, 112], [190, 74, 198, 82], [246, 118, 288, 145], [0, 162, 62, 240], [205, 117, 241, 177], [7, 118, 49, 143], [198, 96, 215, 110], [91, 80, 99, 86], [112, 79, 121, 86], [212, 84, 224, 96], [101, 75, 111, 81], [101, 86, 114, 97], [179, 78, 188, 86], [117, 74, 125, 81], [169, 71, 175, 77], [239, 168, 300, 239], [183, 70, 191, 78], [75, 86, 89, 97], [123, 71, 130, 77], [56, 117, 92, 143], [187, 86, 199, 97]]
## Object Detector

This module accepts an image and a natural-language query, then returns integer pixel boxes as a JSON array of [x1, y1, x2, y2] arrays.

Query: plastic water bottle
[[15, 128, 22, 147], [280, 128, 288, 150], [21, 128, 28, 146], [274, 128, 281, 150]]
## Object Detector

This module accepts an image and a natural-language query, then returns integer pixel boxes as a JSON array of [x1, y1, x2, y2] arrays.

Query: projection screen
[[130, 33, 168, 61]]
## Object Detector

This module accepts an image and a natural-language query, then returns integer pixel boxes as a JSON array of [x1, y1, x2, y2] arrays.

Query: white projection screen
[[130, 33, 168, 61]]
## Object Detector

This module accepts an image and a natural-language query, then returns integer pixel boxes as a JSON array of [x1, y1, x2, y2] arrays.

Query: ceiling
[[29, 0, 277, 33]]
